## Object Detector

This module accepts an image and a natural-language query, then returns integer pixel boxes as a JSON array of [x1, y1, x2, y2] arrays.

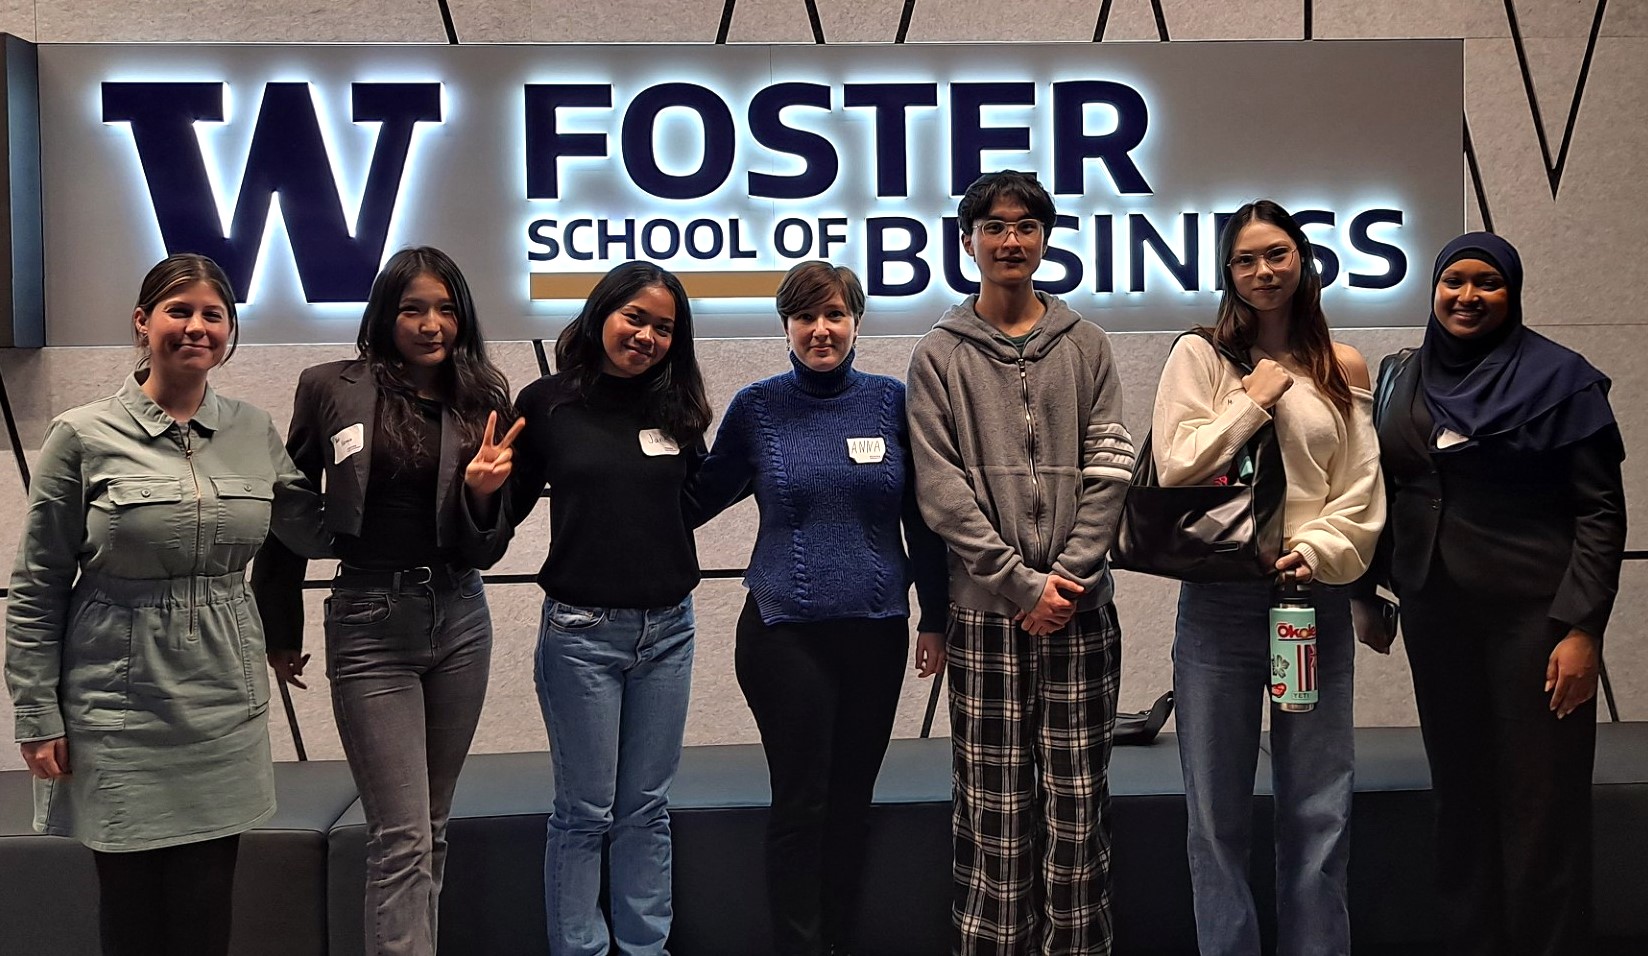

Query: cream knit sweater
[[1150, 334, 1386, 585]]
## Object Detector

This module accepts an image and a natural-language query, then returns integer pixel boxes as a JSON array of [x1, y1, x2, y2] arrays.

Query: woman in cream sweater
[[1151, 200, 1385, 956]]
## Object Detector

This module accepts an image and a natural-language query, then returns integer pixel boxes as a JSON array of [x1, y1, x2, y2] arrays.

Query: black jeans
[[92, 835, 241, 956], [1403, 574, 1597, 956], [735, 596, 909, 956]]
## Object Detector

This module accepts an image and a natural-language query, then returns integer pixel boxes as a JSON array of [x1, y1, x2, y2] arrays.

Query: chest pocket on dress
[[212, 475, 275, 545], [106, 476, 185, 551]]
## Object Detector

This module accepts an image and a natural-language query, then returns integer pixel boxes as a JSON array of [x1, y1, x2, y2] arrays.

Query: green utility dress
[[5, 375, 329, 852]]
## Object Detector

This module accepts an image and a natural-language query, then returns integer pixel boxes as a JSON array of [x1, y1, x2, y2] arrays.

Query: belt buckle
[[403, 566, 435, 587]]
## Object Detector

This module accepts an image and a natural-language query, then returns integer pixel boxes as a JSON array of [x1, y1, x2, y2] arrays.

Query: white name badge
[[639, 428, 681, 457], [846, 437, 886, 464], [331, 423, 365, 464]]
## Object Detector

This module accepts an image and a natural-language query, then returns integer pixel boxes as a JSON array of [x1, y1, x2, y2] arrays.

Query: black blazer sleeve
[[251, 369, 327, 654], [1548, 424, 1627, 642]]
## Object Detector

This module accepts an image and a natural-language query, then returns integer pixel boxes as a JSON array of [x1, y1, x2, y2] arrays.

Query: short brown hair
[[133, 253, 240, 366], [775, 261, 865, 326]]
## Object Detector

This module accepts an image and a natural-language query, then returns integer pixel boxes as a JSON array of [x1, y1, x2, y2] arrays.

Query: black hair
[[355, 246, 513, 458], [553, 261, 712, 445], [956, 170, 1058, 234], [1206, 200, 1351, 413]]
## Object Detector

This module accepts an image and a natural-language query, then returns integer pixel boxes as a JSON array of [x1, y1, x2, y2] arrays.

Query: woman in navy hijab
[[1353, 232, 1625, 956]]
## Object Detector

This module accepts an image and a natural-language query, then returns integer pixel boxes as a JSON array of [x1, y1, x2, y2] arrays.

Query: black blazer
[[251, 359, 513, 652], [1367, 350, 1626, 641]]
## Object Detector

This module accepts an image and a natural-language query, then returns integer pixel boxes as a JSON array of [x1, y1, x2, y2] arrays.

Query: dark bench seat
[[5, 725, 1646, 955]]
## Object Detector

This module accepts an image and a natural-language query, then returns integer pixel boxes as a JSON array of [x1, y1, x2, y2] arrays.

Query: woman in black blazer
[[1353, 232, 1625, 956], [252, 247, 520, 956]]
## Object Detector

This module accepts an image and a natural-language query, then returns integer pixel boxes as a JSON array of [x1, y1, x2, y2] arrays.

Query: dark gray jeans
[[326, 570, 492, 956]]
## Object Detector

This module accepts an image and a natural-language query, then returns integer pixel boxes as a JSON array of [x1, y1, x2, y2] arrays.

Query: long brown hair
[[1206, 200, 1351, 413], [133, 254, 240, 368]]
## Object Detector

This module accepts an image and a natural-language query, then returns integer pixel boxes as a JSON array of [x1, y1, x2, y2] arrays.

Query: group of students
[[4, 169, 1624, 956]]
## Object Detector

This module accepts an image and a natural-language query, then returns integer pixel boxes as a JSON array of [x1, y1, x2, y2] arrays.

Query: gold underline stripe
[[530, 271, 788, 300]]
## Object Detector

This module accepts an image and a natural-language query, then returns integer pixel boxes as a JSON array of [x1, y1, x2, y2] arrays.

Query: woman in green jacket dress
[[4, 254, 330, 956]]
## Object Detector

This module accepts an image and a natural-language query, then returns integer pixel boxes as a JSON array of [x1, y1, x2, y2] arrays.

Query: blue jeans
[[326, 570, 493, 956], [534, 595, 695, 956], [1172, 580, 1354, 956]]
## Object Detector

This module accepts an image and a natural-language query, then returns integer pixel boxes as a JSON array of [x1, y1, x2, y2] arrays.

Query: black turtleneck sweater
[[511, 372, 701, 608]]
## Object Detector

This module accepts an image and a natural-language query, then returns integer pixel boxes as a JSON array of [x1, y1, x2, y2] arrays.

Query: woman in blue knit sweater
[[690, 261, 949, 956]]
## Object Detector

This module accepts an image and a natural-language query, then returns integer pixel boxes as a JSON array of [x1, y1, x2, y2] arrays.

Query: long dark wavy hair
[[1205, 200, 1352, 414], [133, 253, 240, 368], [553, 261, 711, 446], [355, 247, 513, 459]]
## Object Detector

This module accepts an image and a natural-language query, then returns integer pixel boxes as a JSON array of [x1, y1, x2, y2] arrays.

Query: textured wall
[[1, 1, 1644, 771]]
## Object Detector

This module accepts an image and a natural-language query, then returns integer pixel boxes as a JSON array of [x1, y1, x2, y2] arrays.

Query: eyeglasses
[[1228, 245, 1296, 274], [976, 218, 1045, 240]]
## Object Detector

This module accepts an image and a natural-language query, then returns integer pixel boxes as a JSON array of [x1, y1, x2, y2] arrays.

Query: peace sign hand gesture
[[465, 411, 526, 499]]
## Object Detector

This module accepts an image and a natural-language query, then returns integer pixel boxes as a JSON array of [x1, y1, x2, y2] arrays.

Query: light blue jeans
[[1172, 580, 1355, 956], [534, 594, 695, 956]]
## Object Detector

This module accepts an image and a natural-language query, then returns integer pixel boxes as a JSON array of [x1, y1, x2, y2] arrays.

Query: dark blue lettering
[[599, 218, 636, 260], [565, 219, 595, 261], [940, 216, 979, 296], [867, 217, 930, 296], [621, 84, 735, 200], [1035, 215, 1083, 295], [1051, 81, 1151, 196], [527, 218, 559, 261], [1093, 215, 1114, 293], [1348, 209, 1406, 290], [1129, 213, 1199, 292], [729, 219, 758, 259], [1292, 210, 1340, 288], [641, 219, 680, 259], [843, 83, 939, 198], [818, 217, 849, 258], [685, 218, 724, 259], [748, 83, 837, 200], [774, 218, 813, 258], [949, 82, 1035, 194], [102, 81, 441, 302], [524, 84, 611, 200]]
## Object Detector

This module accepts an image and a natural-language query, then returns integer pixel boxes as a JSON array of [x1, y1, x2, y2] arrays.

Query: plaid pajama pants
[[947, 602, 1122, 956]]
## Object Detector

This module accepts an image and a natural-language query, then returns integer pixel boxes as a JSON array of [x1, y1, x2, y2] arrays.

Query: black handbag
[[1111, 330, 1287, 582]]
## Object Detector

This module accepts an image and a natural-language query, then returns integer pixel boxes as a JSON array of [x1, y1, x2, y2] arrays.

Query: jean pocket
[[458, 573, 485, 601], [547, 601, 606, 631], [327, 592, 393, 628]]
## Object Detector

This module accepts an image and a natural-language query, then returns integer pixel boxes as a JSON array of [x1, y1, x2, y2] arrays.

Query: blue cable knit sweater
[[690, 351, 949, 632]]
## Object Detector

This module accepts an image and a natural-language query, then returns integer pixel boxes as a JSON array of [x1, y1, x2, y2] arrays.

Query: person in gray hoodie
[[906, 170, 1136, 956]]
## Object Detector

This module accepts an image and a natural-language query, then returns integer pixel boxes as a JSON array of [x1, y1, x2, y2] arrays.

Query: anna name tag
[[846, 437, 885, 464]]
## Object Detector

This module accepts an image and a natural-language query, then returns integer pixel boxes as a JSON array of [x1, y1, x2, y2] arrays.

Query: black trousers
[[736, 595, 909, 956], [1403, 574, 1596, 956], [92, 834, 241, 956]]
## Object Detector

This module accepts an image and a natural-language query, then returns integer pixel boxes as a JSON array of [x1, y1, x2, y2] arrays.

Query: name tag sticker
[[331, 423, 365, 464], [846, 437, 886, 464], [639, 428, 681, 457]]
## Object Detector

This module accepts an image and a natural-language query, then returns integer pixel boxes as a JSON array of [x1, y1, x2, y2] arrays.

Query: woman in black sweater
[[1353, 232, 1625, 956], [507, 261, 712, 956]]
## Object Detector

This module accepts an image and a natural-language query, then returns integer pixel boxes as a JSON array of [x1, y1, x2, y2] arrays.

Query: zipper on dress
[[183, 428, 203, 638], [1017, 358, 1044, 565]]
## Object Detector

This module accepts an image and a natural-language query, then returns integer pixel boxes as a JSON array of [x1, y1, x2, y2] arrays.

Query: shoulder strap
[[1373, 348, 1416, 428], [1184, 327, 1255, 375]]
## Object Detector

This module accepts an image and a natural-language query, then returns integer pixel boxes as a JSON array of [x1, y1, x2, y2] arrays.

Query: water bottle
[[1269, 571, 1318, 713]]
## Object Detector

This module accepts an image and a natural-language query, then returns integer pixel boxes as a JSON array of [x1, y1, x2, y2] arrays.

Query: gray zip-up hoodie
[[906, 293, 1135, 617]]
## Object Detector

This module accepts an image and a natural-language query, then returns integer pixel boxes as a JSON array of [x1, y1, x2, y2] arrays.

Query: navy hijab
[[1419, 232, 1614, 453]]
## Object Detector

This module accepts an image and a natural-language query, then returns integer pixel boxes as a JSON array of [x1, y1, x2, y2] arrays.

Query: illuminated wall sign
[[36, 41, 1461, 345]]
